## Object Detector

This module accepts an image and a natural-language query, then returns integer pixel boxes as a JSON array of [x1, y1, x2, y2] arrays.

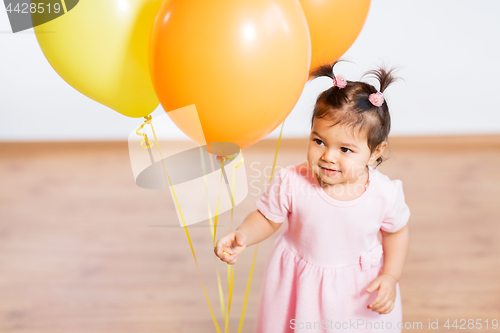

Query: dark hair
[[309, 61, 399, 167]]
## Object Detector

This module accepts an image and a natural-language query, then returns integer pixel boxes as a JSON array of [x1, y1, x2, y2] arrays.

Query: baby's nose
[[322, 150, 339, 163]]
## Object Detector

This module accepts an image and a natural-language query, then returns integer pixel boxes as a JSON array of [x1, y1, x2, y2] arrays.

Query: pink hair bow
[[369, 92, 384, 107], [333, 75, 347, 89]]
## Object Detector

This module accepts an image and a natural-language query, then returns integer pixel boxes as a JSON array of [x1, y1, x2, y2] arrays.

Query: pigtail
[[361, 66, 399, 167], [309, 61, 341, 81], [363, 67, 399, 93]]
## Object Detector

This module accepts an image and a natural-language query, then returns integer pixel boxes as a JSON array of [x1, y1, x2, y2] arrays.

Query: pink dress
[[254, 160, 410, 333]]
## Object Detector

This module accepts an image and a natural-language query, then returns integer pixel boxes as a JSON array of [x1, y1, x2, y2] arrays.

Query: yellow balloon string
[[237, 120, 285, 333], [223, 151, 243, 333], [199, 148, 228, 325], [227, 265, 232, 303], [215, 151, 244, 331], [212, 161, 229, 321], [213, 161, 227, 325], [225, 262, 235, 333], [136, 115, 154, 149], [148, 120, 221, 333], [60, 0, 68, 13], [235, 154, 244, 169], [212, 161, 224, 247]]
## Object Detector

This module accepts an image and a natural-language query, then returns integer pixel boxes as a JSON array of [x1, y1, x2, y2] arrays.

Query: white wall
[[1, 0, 499, 142]]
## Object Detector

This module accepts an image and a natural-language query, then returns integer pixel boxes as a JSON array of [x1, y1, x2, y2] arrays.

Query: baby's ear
[[370, 141, 387, 163]]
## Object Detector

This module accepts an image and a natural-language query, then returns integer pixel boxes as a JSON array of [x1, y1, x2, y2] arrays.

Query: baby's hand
[[366, 274, 397, 314], [214, 230, 247, 265]]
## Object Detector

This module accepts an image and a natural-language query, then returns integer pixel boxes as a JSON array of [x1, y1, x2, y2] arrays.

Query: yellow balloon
[[34, 0, 161, 118]]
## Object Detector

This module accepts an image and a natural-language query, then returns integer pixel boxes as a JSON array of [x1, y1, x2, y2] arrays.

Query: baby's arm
[[366, 224, 409, 314], [214, 210, 282, 265], [381, 224, 410, 282], [237, 210, 283, 247]]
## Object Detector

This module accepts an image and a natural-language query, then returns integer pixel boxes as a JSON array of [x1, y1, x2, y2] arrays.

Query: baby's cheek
[[342, 164, 358, 176], [305, 152, 312, 164], [349, 163, 366, 177]]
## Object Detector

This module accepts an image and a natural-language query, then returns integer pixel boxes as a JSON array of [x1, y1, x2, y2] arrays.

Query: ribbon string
[[136, 115, 154, 149], [237, 119, 285, 333], [142, 115, 283, 332], [60, 0, 68, 13], [199, 147, 228, 325], [148, 120, 222, 333]]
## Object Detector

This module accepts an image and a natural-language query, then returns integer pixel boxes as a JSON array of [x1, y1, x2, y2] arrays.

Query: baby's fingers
[[214, 245, 223, 256], [366, 278, 382, 293], [215, 246, 236, 261], [227, 257, 238, 265], [214, 243, 225, 258], [214, 236, 232, 256], [216, 248, 230, 260], [375, 300, 394, 314], [222, 251, 240, 265], [368, 291, 390, 311]]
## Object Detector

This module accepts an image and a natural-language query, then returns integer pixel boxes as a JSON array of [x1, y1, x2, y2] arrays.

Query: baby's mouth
[[320, 166, 340, 173]]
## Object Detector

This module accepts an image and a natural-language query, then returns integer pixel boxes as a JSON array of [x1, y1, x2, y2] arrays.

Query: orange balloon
[[150, 0, 311, 150], [299, 0, 371, 72]]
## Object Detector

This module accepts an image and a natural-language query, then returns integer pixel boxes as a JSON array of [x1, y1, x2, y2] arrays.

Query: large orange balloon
[[150, 0, 311, 150], [299, 0, 371, 71]]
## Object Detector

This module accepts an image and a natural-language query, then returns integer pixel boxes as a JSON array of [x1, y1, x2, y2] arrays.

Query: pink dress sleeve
[[255, 168, 292, 223], [381, 180, 410, 233]]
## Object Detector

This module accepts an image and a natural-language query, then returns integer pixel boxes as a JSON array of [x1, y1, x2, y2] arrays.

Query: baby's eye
[[340, 147, 353, 153], [313, 139, 324, 146]]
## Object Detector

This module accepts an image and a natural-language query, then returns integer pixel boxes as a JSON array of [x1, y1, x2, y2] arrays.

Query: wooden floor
[[0, 135, 499, 333]]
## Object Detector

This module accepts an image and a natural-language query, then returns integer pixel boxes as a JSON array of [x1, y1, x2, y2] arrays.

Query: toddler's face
[[307, 117, 378, 187]]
